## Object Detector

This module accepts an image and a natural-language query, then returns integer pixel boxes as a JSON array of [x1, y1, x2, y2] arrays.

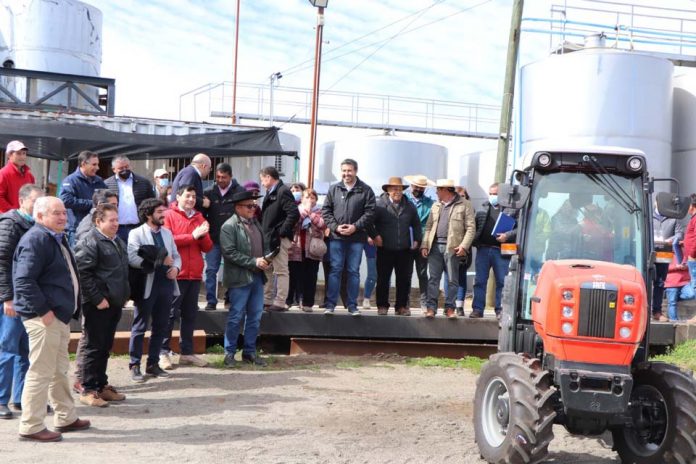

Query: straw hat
[[435, 179, 458, 188], [404, 174, 435, 189], [381, 176, 408, 192]]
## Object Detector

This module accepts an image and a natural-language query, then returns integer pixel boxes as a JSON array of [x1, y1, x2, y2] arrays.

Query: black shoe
[[130, 365, 145, 383], [242, 353, 268, 367], [223, 354, 237, 368], [469, 312, 483, 319], [456, 307, 464, 317], [205, 303, 217, 311], [8, 403, 21, 412], [146, 364, 170, 378], [0, 404, 12, 419]]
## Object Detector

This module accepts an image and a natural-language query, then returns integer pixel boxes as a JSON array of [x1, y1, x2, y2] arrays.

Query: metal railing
[[179, 81, 500, 139], [0, 67, 115, 116]]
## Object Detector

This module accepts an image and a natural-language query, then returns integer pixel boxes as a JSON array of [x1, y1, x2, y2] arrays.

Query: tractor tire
[[612, 362, 696, 464], [474, 352, 557, 464]]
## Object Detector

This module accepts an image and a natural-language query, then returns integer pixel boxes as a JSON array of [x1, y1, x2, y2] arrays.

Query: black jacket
[[203, 179, 245, 244], [74, 228, 130, 309], [372, 193, 422, 251], [261, 180, 300, 252], [473, 202, 518, 247], [13, 224, 81, 324], [321, 177, 376, 243], [104, 173, 155, 211], [170, 165, 204, 211], [0, 210, 33, 302]]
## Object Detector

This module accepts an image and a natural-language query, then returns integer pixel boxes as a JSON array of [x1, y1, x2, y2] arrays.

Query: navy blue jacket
[[60, 168, 107, 231], [13, 224, 81, 324], [170, 165, 204, 211]]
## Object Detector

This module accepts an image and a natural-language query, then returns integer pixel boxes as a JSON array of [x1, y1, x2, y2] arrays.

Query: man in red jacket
[[0, 141, 35, 213], [684, 194, 696, 323], [160, 185, 213, 369]]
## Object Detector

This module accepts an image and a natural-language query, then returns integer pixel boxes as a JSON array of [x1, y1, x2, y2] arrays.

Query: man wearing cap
[[153, 168, 170, 203], [220, 190, 270, 367], [404, 174, 435, 310], [104, 156, 155, 242], [371, 177, 422, 316], [202, 162, 244, 311], [169, 154, 212, 212], [321, 158, 376, 316], [0, 141, 35, 213], [420, 179, 475, 319]]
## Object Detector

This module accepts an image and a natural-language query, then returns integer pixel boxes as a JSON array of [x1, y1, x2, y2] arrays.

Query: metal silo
[[672, 72, 696, 195], [519, 49, 673, 182]]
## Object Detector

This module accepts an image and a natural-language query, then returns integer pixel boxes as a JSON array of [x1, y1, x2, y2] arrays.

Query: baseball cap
[[154, 168, 169, 178], [6, 140, 27, 153]]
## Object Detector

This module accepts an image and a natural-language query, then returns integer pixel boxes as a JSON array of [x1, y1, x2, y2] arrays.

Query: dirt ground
[[0, 354, 621, 463]]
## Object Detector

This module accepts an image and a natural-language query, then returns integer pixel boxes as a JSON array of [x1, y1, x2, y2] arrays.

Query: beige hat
[[435, 179, 458, 188], [5, 140, 27, 153], [381, 176, 408, 192], [154, 168, 169, 178], [404, 174, 435, 188]]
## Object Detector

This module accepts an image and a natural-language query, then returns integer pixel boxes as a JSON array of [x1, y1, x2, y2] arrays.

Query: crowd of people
[[3, 139, 696, 441]]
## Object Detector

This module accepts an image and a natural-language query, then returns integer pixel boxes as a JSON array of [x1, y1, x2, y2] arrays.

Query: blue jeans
[[456, 262, 468, 301], [666, 285, 696, 321], [326, 240, 364, 310], [653, 263, 668, 315], [364, 257, 377, 299], [224, 273, 264, 356], [472, 246, 511, 314], [205, 243, 222, 306], [0, 312, 29, 405]]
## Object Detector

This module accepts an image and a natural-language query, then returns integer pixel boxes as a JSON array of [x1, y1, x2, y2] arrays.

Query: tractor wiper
[[583, 155, 641, 214]]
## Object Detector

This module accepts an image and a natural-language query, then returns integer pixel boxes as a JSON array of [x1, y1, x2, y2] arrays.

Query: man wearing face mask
[[202, 163, 244, 310], [153, 169, 170, 204], [470, 182, 518, 319], [104, 156, 155, 242]]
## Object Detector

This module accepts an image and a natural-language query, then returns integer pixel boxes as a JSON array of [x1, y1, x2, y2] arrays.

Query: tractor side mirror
[[498, 183, 530, 210], [655, 192, 689, 220]]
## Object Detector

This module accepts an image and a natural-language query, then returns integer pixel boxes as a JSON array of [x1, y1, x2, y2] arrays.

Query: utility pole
[[231, 0, 241, 124], [494, 0, 524, 183], [307, 5, 326, 189]]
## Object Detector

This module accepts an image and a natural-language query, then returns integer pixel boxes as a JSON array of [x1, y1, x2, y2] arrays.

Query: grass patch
[[406, 356, 485, 374], [651, 339, 696, 372], [336, 360, 363, 369], [206, 344, 225, 354]]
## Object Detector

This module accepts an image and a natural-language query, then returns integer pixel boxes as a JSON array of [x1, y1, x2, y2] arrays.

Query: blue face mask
[[489, 195, 498, 207], [292, 191, 302, 202], [159, 178, 169, 188]]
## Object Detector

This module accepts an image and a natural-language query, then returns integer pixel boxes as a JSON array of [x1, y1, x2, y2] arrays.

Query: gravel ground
[[0, 354, 621, 463]]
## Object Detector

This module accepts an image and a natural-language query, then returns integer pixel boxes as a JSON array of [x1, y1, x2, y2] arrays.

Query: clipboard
[[491, 212, 516, 236]]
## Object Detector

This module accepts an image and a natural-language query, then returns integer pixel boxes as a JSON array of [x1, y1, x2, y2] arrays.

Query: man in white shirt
[[104, 156, 155, 241]]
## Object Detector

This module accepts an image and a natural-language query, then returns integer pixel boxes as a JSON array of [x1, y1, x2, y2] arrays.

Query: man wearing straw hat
[[420, 179, 475, 318], [404, 175, 435, 310]]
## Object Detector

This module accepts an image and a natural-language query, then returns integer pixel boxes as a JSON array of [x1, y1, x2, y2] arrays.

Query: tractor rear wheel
[[474, 353, 556, 464], [612, 362, 696, 464]]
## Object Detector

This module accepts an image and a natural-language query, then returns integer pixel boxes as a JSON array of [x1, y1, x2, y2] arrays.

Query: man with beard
[[104, 156, 155, 242]]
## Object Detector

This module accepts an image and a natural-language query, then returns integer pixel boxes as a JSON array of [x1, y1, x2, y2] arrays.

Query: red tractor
[[473, 148, 696, 463]]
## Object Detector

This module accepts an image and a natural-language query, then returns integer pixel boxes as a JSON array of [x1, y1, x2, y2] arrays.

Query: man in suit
[[104, 156, 155, 242], [169, 154, 212, 212]]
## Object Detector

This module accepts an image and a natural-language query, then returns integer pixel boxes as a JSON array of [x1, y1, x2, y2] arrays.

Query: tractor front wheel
[[474, 353, 557, 464], [612, 362, 696, 464]]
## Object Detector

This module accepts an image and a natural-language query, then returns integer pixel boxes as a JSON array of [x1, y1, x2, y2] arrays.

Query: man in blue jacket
[[13, 196, 90, 442], [60, 151, 107, 245], [404, 175, 435, 311]]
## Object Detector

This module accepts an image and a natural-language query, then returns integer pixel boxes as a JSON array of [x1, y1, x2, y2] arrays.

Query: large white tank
[[0, 0, 102, 109], [672, 72, 696, 195], [322, 135, 447, 193], [227, 130, 301, 188], [458, 149, 497, 209], [519, 49, 673, 182]]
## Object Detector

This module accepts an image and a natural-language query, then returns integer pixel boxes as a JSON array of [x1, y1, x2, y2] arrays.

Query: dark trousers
[[286, 261, 303, 306], [129, 274, 174, 368], [300, 258, 321, 307], [376, 248, 414, 310], [81, 304, 122, 392], [413, 250, 429, 308], [653, 262, 669, 315], [162, 280, 200, 356]]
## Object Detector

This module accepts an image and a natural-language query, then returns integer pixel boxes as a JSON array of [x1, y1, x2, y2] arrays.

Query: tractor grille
[[577, 284, 617, 338]]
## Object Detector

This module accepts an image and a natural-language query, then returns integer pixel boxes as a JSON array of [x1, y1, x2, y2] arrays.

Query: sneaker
[[179, 354, 208, 367], [205, 303, 217, 311], [362, 298, 371, 309], [425, 309, 436, 319], [456, 307, 465, 317], [223, 354, 237, 368], [377, 307, 388, 315], [445, 308, 457, 319], [159, 352, 174, 370], [349, 308, 361, 316], [324, 307, 335, 315], [146, 364, 170, 378], [398, 307, 411, 317], [301, 305, 313, 313], [130, 365, 145, 383], [80, 391, 109, 408], [100, 385, 126, 402]]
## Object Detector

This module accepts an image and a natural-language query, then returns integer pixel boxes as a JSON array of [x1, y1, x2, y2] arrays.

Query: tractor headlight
[[562, 322, 573, 334], [562, 290, 573, 301], [562, 306, 573, 318], [537, 152, 552, 167], [627, 156, 643, 172], [621, 311, 633, 322], [623, 294, 635, 305], [619, 327, 632, 338]]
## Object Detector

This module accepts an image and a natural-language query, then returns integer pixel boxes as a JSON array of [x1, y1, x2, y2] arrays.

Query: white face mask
[[159, 178, 170, 188]]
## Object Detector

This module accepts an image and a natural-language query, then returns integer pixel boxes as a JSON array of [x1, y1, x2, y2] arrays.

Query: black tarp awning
[[0, 118, 296, 160]]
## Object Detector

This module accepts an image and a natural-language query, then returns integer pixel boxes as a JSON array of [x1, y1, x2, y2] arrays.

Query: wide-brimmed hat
[[404, 174, 435, 189], [381, 176, 408, 192], [435, 179, 458, 188], [231, 190, 260, 204]]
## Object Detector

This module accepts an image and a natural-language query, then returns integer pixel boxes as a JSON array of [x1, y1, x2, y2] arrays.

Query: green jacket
[[220, 213, 267, 288]]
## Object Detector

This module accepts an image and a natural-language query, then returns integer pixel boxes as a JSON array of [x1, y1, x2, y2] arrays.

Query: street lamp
[[306, 0, 328, 189]]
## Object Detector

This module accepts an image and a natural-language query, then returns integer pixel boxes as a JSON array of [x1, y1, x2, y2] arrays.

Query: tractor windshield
[[520, 171, 646, 319]]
